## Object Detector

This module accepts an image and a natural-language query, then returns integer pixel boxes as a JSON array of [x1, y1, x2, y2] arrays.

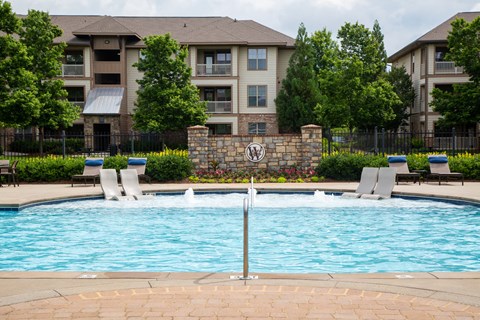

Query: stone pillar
[[188, 125, 210, 171], [301, 124, 322, 168]]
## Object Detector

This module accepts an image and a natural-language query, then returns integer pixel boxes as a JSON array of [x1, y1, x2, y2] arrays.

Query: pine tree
[[275, 23, 321, 133]]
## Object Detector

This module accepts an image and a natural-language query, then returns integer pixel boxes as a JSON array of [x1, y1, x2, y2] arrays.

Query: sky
[[8, 0, 480, 56]]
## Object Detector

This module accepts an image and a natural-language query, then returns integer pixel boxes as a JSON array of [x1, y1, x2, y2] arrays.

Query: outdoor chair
[[361, 167, 396, 200], [99, 169, 134, 201], [0, 160, 19, 187], [426, 155, 464, 185], [127, 157, 151, 183], [71, 158, 104, 187], [387, 155, 421, 185], [120, 169, 155, 200], [341, 167, 379, 198]]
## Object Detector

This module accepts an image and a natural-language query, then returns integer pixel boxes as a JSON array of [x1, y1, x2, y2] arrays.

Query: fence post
[[130, 130, 135, 154], [374, 126, 378, 155], [327, 127, 331, 155], [452, 127, 456, 156], [62, 130, 66, 159], [381, 128, 385, 156]]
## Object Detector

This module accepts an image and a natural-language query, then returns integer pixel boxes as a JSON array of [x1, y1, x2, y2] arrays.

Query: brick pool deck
[[0, 182, 479, 319]]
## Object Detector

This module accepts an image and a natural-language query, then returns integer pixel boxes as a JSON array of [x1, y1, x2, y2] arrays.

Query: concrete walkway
[[0, 181, 479, 319]]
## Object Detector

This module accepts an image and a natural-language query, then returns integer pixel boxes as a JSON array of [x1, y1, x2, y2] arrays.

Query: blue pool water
[[0, 192, 479, 273]]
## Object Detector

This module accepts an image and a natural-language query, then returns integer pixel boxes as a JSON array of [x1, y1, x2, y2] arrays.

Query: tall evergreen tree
[[275, 23, 321, 133], [384, 66, 415, 131], [133, 34, 208, 132]]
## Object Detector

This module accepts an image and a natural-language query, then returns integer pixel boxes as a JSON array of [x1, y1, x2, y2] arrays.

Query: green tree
[[384, 65, 415, 131], [311, 28, 347, 128], [0, 0, 40, 128], [314, 21, 399, 131], [19, 9, 80, 153], [133, 34, 208, 132], [275, 23, 321, 133], [430, 17, 480, 127]]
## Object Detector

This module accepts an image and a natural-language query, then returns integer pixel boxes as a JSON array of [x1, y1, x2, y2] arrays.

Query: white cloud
[[313, 0, 367, 10]]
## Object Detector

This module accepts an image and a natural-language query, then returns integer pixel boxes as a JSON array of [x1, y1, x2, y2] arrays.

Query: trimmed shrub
[[147, 155, 193, 182], [316, 152, 480, 181], [13, 150, 192, 183]]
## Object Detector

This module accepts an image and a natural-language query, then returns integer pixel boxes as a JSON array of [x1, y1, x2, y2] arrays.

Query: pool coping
[[0, 182, 480, 310]]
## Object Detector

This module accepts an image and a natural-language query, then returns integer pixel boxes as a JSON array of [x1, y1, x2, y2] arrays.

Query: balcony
[[435, 61, 464, 75], [197, 64, 232, 76], [205, 101, 232, 113], [61, 64, 84, 77]]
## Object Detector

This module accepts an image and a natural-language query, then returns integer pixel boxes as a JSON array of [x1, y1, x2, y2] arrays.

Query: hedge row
[[13, 150, 192, 183], [4, 152, 480, 183], [315, 152, 480, 181]]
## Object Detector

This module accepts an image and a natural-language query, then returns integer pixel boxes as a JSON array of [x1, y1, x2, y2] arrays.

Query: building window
[[65, 87, 85, 110], [216, 50, 232, 64], [248, 122, 266, 135], [206, 123, 232, 135], [248, 85, 267, 107], [65, 50, 83, 64], [248, 48, 267, 70], [435, 47, 448, 62], [95, 73, 121, 85], [94, 50, 120, 61]]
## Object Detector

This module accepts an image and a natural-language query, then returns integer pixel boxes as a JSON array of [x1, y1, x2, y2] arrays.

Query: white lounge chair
[[341, 167, 379, 198], [361, 167, 396, 200], [99, 169, 134, 201], [120, 169, 155, 200]]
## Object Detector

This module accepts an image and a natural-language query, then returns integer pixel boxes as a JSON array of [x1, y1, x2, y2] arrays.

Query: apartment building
[[388, 12, 479, 133], [51, 15, 295, 138]]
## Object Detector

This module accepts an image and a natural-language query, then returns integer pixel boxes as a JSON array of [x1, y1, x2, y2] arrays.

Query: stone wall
[[188, 124, 322, 171]]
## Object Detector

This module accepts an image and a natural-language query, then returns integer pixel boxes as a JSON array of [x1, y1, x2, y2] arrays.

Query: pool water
[[0, 192, 479, 273]]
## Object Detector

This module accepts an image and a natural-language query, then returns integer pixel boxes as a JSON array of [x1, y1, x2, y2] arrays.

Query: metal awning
[[82, 88, 124, 115]]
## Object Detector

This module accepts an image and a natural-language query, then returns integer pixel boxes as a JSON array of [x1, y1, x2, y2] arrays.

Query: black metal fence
[[0, 131, 187, 159], [1, 128, 478, 159], [323, 127, 479, 156]]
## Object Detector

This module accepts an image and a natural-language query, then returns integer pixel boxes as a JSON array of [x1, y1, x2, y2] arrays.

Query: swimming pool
[[0, 192, 479, 273]]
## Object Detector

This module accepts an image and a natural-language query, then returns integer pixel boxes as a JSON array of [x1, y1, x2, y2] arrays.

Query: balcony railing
[[61, 64, 84, 77], [205, 101, 232, 113], [197, 64, 232, 76], [435, 61, 464, 75]]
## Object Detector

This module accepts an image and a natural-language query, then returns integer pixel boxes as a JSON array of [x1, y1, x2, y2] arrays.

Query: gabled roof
[[388, 12, 480, 62], [47, 16, 295, 48], [73, 16, 140, 39]]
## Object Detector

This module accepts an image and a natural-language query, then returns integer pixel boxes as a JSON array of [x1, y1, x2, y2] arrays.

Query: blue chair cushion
[[128, 158, 147, 166], [387, 155, 407, 163], [85, 159, 103, 166], [428, 155, 448, 163]]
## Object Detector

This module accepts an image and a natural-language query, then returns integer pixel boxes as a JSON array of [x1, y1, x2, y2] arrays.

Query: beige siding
[[84, 48, 91, 78], [238, 47, 278, 114], [277, 49, 293, 94], [126, 49, 142, 114]]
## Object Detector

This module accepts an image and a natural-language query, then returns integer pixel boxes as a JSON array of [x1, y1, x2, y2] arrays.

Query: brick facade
[[188, 124, 322, 171]]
